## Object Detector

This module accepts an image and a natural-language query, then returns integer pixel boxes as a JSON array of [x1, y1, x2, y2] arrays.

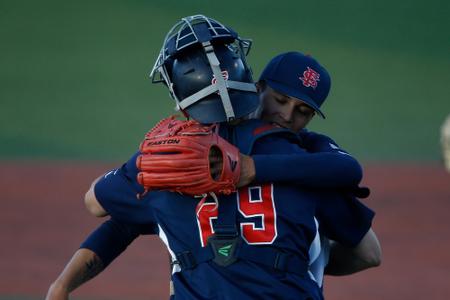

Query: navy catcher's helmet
[[150, 15, 259, 124]]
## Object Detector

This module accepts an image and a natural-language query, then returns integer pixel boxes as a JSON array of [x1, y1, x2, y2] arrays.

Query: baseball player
[[255, 52, 381, 280], [46, 15, 379, 299]]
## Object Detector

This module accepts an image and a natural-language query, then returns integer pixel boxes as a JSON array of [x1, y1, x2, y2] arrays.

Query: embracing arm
[[249, 152, 362, 188], [316, 192, 380, 276], [238, 130, 363, 188], [46, 218, 146, 299], [46, 249, 104, 300], [325, 228, 382, 275]]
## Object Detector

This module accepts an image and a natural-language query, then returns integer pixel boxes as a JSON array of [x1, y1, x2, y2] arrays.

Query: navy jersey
[[92, 120, 373, 300], [295, 129, 373, 286], [95, 150, 319, 298]]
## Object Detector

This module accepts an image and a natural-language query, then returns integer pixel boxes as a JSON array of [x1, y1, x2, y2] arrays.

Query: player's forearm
[[46, 249, 105, 299], [325, 230, 381, 275], [252, 153, 362, 188], [325, 243, 369, 275]]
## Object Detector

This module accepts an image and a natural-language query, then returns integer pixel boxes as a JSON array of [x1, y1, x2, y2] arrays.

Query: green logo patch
[[218, 244, 233, 257], [208, 235, 240, 267]]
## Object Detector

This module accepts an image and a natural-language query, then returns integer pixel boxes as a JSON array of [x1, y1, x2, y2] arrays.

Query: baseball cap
[[259, 52, 331, 118]]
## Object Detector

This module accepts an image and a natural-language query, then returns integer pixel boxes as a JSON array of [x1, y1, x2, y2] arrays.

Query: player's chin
[[270, 121, 288, 129], [261, 115, 290, 130]]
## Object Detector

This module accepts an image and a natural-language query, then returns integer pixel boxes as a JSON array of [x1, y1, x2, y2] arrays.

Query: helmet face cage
[[150, 15, 256, 122], [151, 15, 252, 82]]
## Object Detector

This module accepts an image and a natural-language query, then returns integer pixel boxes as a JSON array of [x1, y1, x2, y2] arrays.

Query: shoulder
[[299, 129, 350, 155], [92, 152, 159, 224], [231, 120, 301, 154]]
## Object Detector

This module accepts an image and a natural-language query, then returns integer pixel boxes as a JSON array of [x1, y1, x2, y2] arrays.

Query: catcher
[[47, 15, 379, 300]]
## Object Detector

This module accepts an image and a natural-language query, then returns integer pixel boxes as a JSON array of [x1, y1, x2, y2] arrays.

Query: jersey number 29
[[196, 184, 277, 247]]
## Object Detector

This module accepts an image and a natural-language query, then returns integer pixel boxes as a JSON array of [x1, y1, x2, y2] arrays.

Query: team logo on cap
[[299, 67, 320, 89], [211, 70, 229, 85]]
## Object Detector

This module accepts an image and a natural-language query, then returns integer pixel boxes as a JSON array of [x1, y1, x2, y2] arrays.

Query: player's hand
[[200, 142, 255, 188], [209, 146, 224, 180], [210, 153, 255, 188], [237, 154, 256, 188]]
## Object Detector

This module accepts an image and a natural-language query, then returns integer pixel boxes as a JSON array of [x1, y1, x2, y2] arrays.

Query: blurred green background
[[1, 0, 449, 161]]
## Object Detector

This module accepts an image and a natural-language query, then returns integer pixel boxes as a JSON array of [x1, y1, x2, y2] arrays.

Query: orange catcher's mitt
[[136, 116, 241, 196]]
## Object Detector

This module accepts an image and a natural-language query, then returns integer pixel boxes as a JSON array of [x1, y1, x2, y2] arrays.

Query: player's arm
[[46, 221, 142, 299], [316, 192, 381, 275], [241, 131, 363, 188], [46, 248, 103, 300], [46, 218, 150, 299], [325, 228, 381, 275], [299, 131, 380, 274], [249, 152, 362, 188], [85, 175, 107, 217]]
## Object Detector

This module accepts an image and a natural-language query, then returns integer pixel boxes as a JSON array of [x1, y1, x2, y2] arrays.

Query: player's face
[[259, 85, 315, 132]]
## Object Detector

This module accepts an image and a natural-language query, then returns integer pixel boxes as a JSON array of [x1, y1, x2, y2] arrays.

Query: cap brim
[[265, 79, 325, 118], [186, 90, 260, 124]]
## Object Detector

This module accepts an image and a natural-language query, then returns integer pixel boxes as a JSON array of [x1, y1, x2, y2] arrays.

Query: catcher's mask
[[150, 15, 259, 124]]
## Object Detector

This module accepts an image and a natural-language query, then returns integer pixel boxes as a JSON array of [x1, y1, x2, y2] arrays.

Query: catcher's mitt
[[136, 116, 241, 196]]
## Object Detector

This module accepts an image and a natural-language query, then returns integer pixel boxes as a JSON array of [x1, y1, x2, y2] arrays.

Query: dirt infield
[[1, 161, 449, 299]]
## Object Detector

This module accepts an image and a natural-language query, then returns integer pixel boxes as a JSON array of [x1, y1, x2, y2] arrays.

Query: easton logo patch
[[146, 139, 180, 146], [299, 67, 320, 89]]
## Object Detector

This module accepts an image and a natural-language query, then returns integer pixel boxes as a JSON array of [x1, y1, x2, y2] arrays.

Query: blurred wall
[[1, 0, 449, 161]]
